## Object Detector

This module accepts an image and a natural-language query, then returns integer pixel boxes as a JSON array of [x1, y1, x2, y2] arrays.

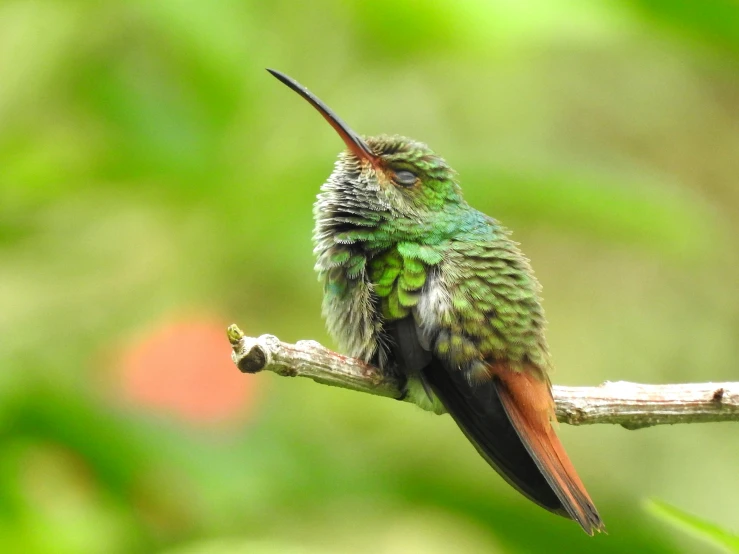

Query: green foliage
[[1, 0, 738, 552], [647, 500, 739, 553]]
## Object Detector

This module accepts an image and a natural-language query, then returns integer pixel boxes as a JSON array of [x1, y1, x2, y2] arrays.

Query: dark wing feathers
[[493, 368, 605, 534], [388, 316, 435, 401], [422, 357, 565, 512], [387, 316, 604, 535]]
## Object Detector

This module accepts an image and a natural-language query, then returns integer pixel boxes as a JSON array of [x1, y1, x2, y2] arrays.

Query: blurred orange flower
[[119, 319, 258, 425]]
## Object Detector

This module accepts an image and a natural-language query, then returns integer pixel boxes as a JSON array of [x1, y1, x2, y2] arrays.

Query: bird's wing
[[389, 238, 604, 534]]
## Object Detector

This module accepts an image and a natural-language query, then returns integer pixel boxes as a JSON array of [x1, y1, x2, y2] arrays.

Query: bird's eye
[[392, 169, 417, 187]]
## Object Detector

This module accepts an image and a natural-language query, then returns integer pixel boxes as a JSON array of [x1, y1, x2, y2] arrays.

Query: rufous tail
[[424, 358, 605, 535]]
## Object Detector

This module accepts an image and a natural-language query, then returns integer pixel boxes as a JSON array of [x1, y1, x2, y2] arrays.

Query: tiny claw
[[227, 324, 245, 348], [395, 373, 410, 401]]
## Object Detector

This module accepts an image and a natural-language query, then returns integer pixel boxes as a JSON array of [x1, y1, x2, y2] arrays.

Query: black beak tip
[[266, 68, 299, 91], [265, 68, 375, 162]]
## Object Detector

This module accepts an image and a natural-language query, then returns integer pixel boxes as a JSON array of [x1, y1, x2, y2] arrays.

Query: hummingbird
[[268, 68, 604, 535]]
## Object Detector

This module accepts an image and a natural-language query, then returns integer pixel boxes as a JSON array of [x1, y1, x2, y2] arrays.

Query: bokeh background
[[2, 0, 738, 552]]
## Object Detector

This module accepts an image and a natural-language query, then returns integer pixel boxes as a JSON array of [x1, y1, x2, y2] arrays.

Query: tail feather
[[424, 358, 604, 535], [423, 359, 563, 512], [494, 367, 605, 534]]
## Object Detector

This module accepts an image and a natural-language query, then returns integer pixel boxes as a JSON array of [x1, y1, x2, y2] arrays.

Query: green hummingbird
[[268, 68, 604, 535]]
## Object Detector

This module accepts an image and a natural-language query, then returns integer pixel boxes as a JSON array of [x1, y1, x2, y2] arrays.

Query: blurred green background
[[2, 0, 738, 552]]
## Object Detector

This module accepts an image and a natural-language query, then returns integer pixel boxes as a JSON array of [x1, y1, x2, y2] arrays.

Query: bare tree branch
[[227, 325, 739, 430]]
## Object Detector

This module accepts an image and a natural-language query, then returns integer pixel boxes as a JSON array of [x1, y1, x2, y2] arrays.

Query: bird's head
[[268, 69, 464, 222]]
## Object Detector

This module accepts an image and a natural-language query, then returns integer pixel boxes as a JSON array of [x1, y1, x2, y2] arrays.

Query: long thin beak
[[267, 69, 376, 163]]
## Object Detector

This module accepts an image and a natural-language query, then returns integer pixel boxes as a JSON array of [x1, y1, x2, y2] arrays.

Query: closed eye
[[392, 169, 417, 187]]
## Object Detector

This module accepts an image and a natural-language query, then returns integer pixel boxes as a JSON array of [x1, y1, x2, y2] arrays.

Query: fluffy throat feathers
[[313, 136, 466, 321], [320, 135, 462, 219], [314, 180, 449, 322], [313, 135, 472, 249]]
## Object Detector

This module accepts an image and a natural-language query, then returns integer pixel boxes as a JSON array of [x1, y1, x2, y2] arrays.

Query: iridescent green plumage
[[269, 69, 603, 535], [310, 133, 602, 533], [315, 135, 551, 379]]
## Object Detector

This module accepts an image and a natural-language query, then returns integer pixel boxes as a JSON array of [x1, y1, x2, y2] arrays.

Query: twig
[[226, 326, 739, 430]]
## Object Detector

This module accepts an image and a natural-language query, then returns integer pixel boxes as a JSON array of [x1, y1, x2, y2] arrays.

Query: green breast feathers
[[368, 243, 443, 321]]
